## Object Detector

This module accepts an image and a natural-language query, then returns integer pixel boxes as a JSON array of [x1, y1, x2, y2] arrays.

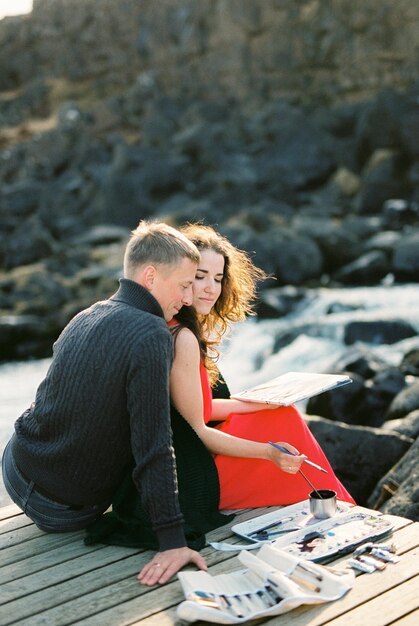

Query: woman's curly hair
[[175, 223, 266, 384]]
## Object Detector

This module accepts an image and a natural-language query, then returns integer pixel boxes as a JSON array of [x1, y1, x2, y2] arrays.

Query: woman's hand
[[138, 547, 208, 586], [267, 441, 306, 474]]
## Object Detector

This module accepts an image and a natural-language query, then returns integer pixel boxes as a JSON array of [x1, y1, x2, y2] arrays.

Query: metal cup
[[309, 489, 337, 519]]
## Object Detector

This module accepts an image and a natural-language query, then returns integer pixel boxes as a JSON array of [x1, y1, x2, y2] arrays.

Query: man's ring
[[154, 563, 161, 567]]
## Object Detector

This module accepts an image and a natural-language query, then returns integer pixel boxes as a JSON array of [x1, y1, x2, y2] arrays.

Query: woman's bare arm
[[169, 328, 304, 471]]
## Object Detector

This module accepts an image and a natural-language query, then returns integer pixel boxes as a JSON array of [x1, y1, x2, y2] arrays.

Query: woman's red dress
[[200, 363, 355, 510]]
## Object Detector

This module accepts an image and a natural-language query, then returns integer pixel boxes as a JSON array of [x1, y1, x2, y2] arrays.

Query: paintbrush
[[268, 441, 328, 473]]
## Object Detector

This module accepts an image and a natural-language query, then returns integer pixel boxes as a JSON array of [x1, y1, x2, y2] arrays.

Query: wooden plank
[[0, 530, 85, 566], [0, 541, 105, 591], [52, 577, 188, 626], [7, 539, 246, 626], [130, 607, 178, 626], [0, 503, 21, 521], [327, 575, 419, 626], [3, 526, 246, 622], [0, 524, 81, 551], [0, 512, 33, 535], [390, 608, 419, 626], [0, 552, 143, 624]]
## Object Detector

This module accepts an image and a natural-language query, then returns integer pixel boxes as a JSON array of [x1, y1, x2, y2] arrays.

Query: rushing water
[[1, 284, 419, 506]]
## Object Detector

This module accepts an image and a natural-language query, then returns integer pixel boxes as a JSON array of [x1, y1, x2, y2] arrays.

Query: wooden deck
[[0, 503, 418, 626]]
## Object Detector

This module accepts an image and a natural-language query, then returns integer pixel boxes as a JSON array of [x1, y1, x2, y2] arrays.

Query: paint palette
[[232, 499, 352, 543], [271, 506, 394, 562]]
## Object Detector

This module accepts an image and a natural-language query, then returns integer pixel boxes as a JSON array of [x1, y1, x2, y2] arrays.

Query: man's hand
[[137, 547, 208, 586]]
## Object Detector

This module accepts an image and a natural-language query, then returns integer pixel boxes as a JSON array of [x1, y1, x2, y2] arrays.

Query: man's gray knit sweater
[[13, 279, 186, 550]]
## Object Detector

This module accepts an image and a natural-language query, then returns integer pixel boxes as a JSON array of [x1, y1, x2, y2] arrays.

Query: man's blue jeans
[[1, 437, 110, 532]]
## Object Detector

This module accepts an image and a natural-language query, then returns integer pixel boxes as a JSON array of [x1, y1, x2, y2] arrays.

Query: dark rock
[[382, 409, 419, 440], [363, 230, 402, 254], [367, 436, 419, 521], [256, 286, 308, 320], [382, 198, 419, 228], [260, 227, 324, 285], [158, 194, 216, 224], [249, 101, 337, 190], [392, 231, 419, 281], [386, 379, 419, 420], [344, 319, 417, 346], [359, 367, 408, 427], [400, 349, 419, 376], [306, 372, 366, 424], [92, 171, 152, 228], [355, 89, 410, 165], [0, 315, 51, 361], [7, 268, 73, 317], [333, 250, 390, 285], [304, 220, 364, 271], [340, 215, 381, 241], [325, 302, 362, 315], [356, 152, 409, 214], [0, 181, 43, 225], [3, 216, 58, 270], [305, 414, 413, 505], [71, 225, 129, 247], [308, 355, 408, 427], [399, 97, 419, 160], [0, 78, 50, 127], [44, 249, 91, 278]]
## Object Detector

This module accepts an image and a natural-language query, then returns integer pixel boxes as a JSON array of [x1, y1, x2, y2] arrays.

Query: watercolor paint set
[[230, 502, 394, 562]]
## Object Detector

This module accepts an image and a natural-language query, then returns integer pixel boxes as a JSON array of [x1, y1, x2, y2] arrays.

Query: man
[[2, 220, 207, 586]]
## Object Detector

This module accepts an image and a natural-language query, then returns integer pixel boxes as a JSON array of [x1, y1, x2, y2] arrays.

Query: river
[[1, 283, 419, 507]]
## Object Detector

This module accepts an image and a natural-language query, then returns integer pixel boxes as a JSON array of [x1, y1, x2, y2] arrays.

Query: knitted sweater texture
[[13, 279, 186, 550]]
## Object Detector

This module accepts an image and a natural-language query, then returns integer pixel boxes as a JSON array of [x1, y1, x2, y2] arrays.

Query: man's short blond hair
[[123, 220, 200, 279]]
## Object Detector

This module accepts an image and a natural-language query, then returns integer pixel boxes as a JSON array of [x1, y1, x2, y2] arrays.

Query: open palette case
[[177, 501, 394, 623], [231, 500, 393, 561]]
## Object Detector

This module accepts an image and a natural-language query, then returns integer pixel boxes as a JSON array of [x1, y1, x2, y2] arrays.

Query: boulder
[[333, 250, 390, 285], [356, 151, 409, 214], [306, 373, 366, 425], [386, 379, 419, 420], [392, 231, 419, 281], [307, 368, 406, 428], [305, 414, 413, 506], [382, 409, 419, 440], [382, 198, 419, 228], [241, 225, 324, 285], [400, 349, 419, 376], [0, 314, 51, 360], [344, 319, 417, 346], [328, 346, 389, 380], [249, 101, 337, 190], [2, 215, 58, 270], [71, 225, 129, 247], [355, 89, 410, 164], [363, 230, 402, 254], [367, 436, 419, 521], [256, 286, 308, 320]]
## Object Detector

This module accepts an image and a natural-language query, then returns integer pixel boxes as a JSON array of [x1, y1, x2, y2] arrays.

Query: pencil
[[268, 441, 328, 473]]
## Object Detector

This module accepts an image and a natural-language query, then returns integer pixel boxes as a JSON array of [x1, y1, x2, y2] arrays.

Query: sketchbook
[[231, 371, 352, 406]]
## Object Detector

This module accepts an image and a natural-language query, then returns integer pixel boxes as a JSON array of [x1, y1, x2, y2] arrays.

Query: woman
[[171, 223, 355, 508]]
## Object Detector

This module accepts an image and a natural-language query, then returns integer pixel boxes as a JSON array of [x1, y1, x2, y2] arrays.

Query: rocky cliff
[[1, 0, 418, 105]]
